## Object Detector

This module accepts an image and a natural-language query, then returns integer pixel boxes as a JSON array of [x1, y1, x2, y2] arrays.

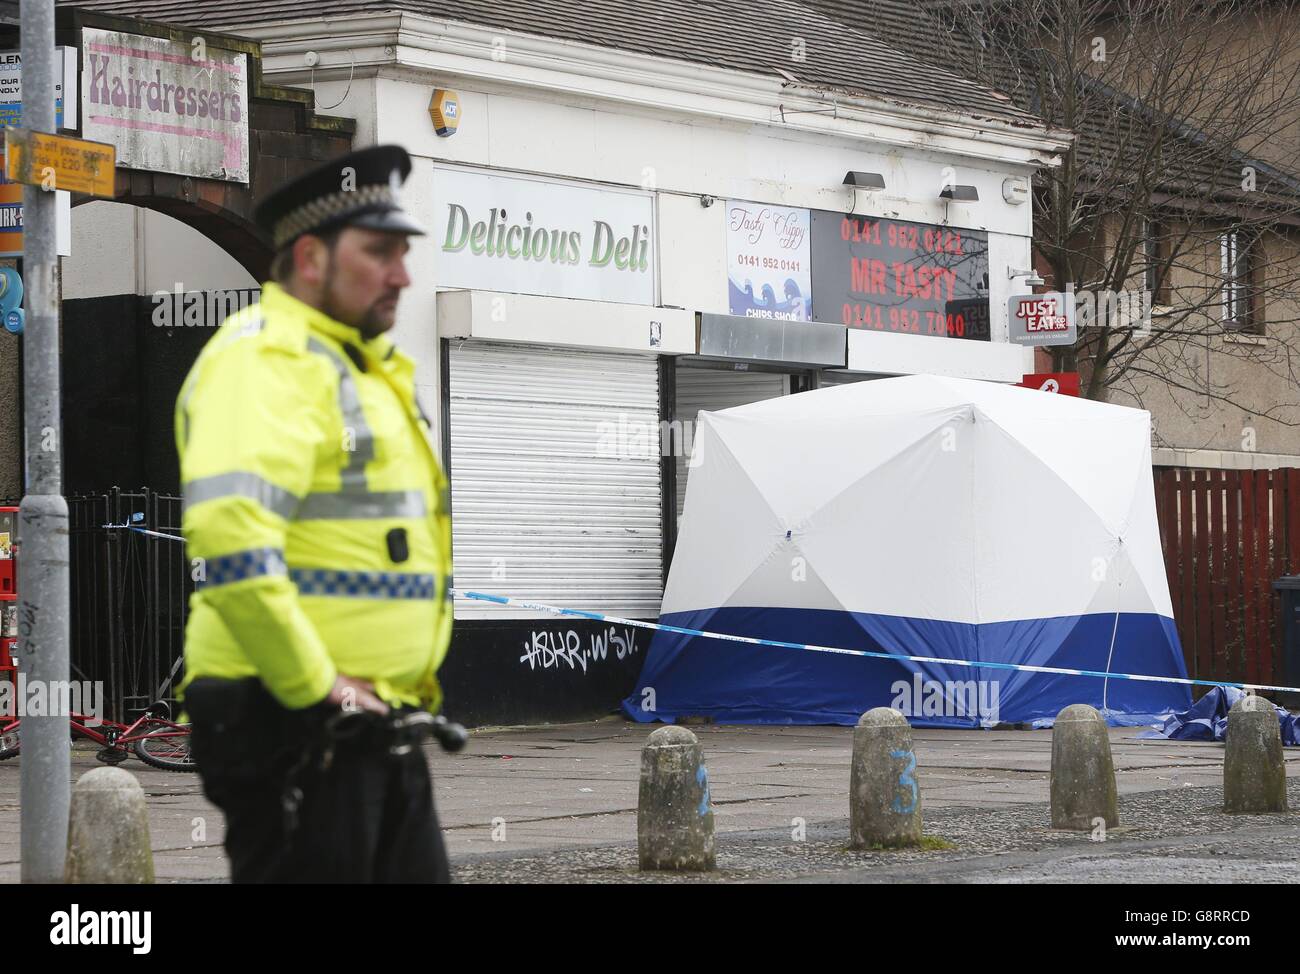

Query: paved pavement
[[0, 718, 1297, 882]]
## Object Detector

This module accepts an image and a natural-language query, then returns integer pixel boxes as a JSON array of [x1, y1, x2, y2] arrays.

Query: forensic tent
[[624, 374, 1189, 728]]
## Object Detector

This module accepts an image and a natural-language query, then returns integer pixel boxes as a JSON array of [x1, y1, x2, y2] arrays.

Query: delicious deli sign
[[725, 203, 992, 341], [433, 168, 654, 305]]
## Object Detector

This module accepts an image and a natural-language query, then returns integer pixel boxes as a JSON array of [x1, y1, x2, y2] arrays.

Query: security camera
[[700, 195, 715, 208]]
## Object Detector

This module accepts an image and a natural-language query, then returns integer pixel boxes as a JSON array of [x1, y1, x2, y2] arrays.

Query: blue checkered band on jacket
[[198, 547, 288, 589], [290, 568, 436, 600]]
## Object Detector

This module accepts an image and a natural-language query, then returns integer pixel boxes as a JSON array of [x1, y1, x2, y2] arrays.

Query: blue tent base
[[623, 708, 1180, 729], [623, 606, 1190, 727], [625, 710, 1181, 729]]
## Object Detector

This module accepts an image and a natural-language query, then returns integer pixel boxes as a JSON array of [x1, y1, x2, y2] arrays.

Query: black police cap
[[254, 144, 427, 250]]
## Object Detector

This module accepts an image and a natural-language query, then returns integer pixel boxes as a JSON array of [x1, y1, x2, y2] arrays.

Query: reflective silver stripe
[[231, 313, 266, 340], [296, 489, 427, 521], [307, 336, 375, 490], [180, 313, 263, 448], [183, 471, 301, 520], [185, 474, 426, 522]]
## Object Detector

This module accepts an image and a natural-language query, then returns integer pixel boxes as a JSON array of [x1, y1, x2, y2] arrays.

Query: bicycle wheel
[[0, 723, 18, 761], [131, 720, 195, 772]]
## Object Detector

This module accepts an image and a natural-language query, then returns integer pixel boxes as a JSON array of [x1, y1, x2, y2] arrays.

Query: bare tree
[[852, 0, 1300, 423]]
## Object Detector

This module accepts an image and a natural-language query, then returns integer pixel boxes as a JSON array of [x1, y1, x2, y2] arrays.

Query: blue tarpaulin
[[1140, 686, 1300, 745]]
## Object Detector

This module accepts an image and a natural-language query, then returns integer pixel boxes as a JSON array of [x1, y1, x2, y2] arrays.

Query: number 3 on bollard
[[890, 749, 917, 814]]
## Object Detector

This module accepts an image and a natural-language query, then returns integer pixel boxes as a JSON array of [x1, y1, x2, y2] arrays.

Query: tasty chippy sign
[[725, 202, 812, 321]]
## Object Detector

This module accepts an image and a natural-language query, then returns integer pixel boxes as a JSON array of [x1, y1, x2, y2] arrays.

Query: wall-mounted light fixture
[[843, 171, 886, 190], [844, 171, 886, 215], [1008, 267, 1046, 287], [939, 184, 979, 201]]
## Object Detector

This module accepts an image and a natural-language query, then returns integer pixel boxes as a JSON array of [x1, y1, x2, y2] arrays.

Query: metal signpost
[[17, 0, 68, 883]]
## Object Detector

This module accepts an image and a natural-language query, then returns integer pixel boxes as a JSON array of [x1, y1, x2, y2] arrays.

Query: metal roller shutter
[[673, 368, 789, 527], [448, 340, 663, 619], [818, 370, 879, 386]]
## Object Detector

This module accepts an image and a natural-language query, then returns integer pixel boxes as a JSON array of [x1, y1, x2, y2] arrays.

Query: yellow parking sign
[[4, 127, 114, 197]]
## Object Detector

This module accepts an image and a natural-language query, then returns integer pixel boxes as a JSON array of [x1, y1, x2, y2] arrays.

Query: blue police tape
[[99, 524, 1300, 697], [450, 588, 1300, 697]]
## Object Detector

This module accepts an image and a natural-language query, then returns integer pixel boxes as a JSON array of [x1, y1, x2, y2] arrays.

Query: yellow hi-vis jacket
[[175, 282, 453, 712]]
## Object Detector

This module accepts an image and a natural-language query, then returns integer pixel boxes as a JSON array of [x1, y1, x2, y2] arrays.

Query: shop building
[[47, 0, 1069, 723]]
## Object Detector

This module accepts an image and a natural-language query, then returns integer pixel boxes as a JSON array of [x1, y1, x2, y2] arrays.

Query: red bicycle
[[0, 701, 194, 772]]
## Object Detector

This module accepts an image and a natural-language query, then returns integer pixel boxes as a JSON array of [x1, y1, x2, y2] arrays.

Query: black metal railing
[[4, 488, 189, 723]]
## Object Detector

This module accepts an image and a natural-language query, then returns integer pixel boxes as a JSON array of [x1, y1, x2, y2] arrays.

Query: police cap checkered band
[[253, 145, 426, 249], [272, 183, 395, 249]]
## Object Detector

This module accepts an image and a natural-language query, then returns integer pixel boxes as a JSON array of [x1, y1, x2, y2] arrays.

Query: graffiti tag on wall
[[519, 626, 640, 673]]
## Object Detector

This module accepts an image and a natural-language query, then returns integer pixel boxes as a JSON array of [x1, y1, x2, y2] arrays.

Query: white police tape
[[101, 523, 1300, 696], [101, 523, 186, 542]]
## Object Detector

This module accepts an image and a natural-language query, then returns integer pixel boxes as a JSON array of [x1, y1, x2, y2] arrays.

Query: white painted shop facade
[[253, 12, 1067, 624], [72, 12, 1069, 633]]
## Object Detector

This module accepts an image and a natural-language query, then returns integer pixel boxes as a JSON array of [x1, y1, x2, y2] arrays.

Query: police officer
[[176, 145, 454, 883]]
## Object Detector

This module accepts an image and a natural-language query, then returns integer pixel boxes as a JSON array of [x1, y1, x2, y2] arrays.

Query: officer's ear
[[293, 232, 334, 287]]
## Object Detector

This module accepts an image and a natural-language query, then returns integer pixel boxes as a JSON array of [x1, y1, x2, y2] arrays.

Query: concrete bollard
[[65, 767, 155, 884], [1224, 694, 1288, 814], [1050, 704, 1118, 830], [850, 707, 922, 848], [637, 726, 715, 871]]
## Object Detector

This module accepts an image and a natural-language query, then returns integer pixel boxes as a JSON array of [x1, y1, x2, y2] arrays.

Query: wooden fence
[[1154, 466, 1300, 690]]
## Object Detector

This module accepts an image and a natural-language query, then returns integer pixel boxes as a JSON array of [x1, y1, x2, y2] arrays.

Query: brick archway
[[0, 10, 362, 497], [59, 8, 356, 281]]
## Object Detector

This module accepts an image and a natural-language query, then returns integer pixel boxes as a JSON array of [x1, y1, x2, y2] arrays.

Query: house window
[[1220, 230, 1263, 335], [1143, 218, 1170, 304]]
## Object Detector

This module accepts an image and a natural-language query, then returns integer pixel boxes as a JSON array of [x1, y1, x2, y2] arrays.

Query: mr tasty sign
[[433, 168, 654, 306], [809, 212, 991, 340]]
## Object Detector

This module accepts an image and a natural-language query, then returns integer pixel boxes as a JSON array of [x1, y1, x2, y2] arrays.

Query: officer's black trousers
[[184, 678, 452, 884]]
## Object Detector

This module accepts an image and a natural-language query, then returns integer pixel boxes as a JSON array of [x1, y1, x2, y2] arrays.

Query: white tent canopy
[[627, 375, 1190, 727]]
